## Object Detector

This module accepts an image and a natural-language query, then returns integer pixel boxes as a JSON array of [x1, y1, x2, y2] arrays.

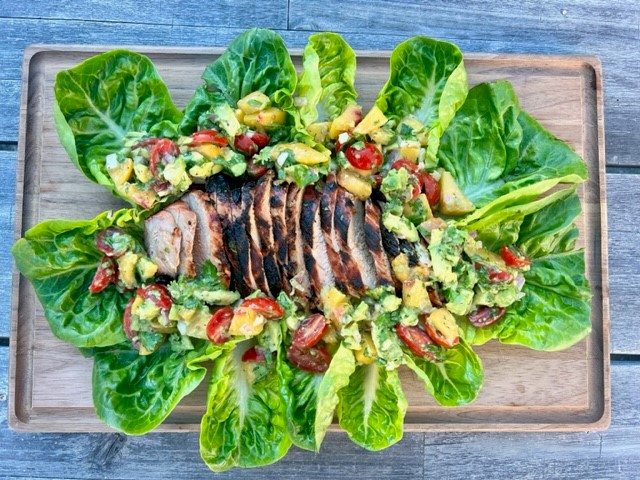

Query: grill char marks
[[363, 199, 394, 287], [285, 183, 311, 297], [320, 174, 350, 294], [181, 191, 231, 286], [144, 210, 181, 278], [253, 172, 282, 296], [301, 185, 335, 301], [242, 181, 270, 295], [214, 176, 252, 296], [348, 195, 378, 290], [270, 179, 290, 293], [333, 186, 366, 296]]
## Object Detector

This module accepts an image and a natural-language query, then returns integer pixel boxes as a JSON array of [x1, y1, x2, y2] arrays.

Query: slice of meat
[[144, 210, 181, 278], [347, 194, 378, 290], [301, 185, 335, 301], [363, 199, 394, 287], [285, 183, 311, 298], [270, 178, 290, 293], [399, 238, 419, 266], [210, 175, 251, 296], [320, 174, 349, 294], [243, 181, 270, 295], [181, 190, 231, 287], [379, 208, 401, 259], [165, 201, 197, 278], [333, 187, 367, 296], [253, 172, 282, 296]]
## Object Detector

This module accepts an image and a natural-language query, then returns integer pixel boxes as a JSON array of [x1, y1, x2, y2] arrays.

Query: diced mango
[[426, 308, 460, 346], [243, 107, 286, 129], [108, 157, 133, 185], [337, 169, 372, 200], [307, 122, 332, 144], [439, 169, 475, 216], [391, 254, 411, 283], [354, 333, 377, 364], [237, 91, 271, 114], [194, 143, 222, 160], [402, 279, 432, 312], [398, 140, 421, 162], [329, 105, 363, 139], [133, 163, 153, 183], [117, 252, 139, 289], [271, 143, 330, 165], [228, 306, 265, 337], [370, 128, 394, 145], [353, 105, 388, 136]]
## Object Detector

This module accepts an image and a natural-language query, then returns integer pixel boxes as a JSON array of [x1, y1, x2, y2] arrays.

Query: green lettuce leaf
[[296, 32, 357, 125], [200, 343, 291, 472], [337, 363, 407, 450], [403, 340, 484, 406], [181, 28, 297, 133], [11, 209, 142, 348], [438, 81, 587, 207], [53, 50, 182, 190], [92, 341, 215, 434], [375, 36, 468, 161]]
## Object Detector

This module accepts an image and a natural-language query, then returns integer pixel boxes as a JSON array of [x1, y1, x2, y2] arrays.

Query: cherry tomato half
[[391, 159, 420, 174], [467, 306, 506, 328], [240, 297, 285, 319], [241, 346, 266, 363], [89, 256, 118, 293], [422, 313, 459, 349], [396, 323, 439, 361], [500, 244, 531, 269], [149, 139, 179, 176], [475, 263, 513, 284], [206, 306, 234, 344], [136, 284, 173, 311], [292, 313, 328, 348], [95, 227, 130, 257], [345, 142, 383, 170], [420, 172, 440, 207], [246, 158, 269, 178], [234, 131, 270, 156], [189, 129, 228, 146], [286, 345, 331, 373]]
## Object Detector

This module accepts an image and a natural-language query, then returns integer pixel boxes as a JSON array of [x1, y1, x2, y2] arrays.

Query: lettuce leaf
[[403, 340, 484, 406], [438, 81, 587, 207], [92, 340, 215, 434], [53, 50, 182, 192], [200, 342, 291, 472], [11, 209, 142, 348], [296, 32, 358, 126], [375, 36, 468, 162], [337, 363, 407, 450], [181, 28, 297, 133]]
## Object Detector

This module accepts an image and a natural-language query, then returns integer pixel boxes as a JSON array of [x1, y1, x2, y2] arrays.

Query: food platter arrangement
[[11, 28, 599, 471]]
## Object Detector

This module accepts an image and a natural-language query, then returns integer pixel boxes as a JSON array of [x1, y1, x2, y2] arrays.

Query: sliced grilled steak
[[165, 201, 196, 278], [270, 178, 289, 293], [301, 185, 335, 301], [285, 184, 311, 297], [211, 175, 251, 296], [243, 181, 270, 294], [348, 195, 378, 290], [320, 174, 349, 293], [253, 172, 282, 296], [144, 210, 181, 278], [399, 238, 419, 267], [363, 199, 394, 287], [181, 190, 231, 287], [333, 187, 366, 296]]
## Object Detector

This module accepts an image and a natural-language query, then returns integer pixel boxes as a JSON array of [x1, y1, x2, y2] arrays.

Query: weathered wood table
[[1, 1, 638, 478]]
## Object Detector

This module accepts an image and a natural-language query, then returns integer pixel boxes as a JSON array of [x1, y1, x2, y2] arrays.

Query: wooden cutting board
[[10, 46, 610, 432]]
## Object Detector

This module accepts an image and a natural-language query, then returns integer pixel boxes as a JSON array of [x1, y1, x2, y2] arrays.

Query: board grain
[[9, 46, 610, 433]]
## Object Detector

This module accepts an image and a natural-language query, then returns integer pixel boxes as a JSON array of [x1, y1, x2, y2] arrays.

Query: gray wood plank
[[607, 173, 640, 355], [0, 150, 16, 338], [0, 348, 637, 479]]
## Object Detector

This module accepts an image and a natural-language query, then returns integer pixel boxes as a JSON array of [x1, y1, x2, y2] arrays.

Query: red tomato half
[[345, 143, 383, 170], [292, 313, 328, 348], [420, 172, 441, 207], [206, 307, 234, 344], [467, 306, 506, 328], [391, 159, 419, 174], [286, 345, 331, 373], [149, 139, 179, 176], [189, 129, 228, 146], [240, 297, 284, 319], [89, 256, 117, 293], [95, 227, 129, 257], [136, 284, 172, 311], [396, 323, 439, 361], [241, 346, 266, 363], [246, 158, 269, 178], [234, 131, 270, 156], [500, 244, 531, 268]]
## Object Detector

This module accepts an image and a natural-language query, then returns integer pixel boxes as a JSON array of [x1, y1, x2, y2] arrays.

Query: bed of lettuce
[[12, 28, 591, 471]]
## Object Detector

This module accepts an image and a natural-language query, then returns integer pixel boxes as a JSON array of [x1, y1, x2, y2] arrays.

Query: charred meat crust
[[285, 183, 311, 294], [253, 172, 282, 296], [270, 179, 290, 293], [333, 187, 366, 295], [165, 201, 197, 278], [242, 181, 270, 294], [364, 199, 394, 287], [320, 174, 349, 293]]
